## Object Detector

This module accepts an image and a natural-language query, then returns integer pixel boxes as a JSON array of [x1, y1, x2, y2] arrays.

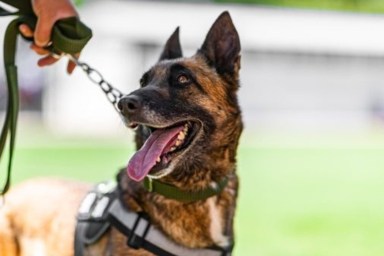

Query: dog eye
[[177, 74, 190, 85]]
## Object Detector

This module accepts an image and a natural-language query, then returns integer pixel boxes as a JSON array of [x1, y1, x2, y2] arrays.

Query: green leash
[[0, 1, 92, 195]]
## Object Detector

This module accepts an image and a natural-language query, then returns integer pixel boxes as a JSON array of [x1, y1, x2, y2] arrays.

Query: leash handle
[[0, 0, 92, 195]]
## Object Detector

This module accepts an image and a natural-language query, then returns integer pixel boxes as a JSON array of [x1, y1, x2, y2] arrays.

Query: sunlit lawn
[[236, 133, 384, 256], [3, 131, 384, 256], [215, 0, 384, 14]]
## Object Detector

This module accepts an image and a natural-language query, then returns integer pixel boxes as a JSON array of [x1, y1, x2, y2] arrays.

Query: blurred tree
[[213, 0, 384, 13], [74, 0, 84, 6]]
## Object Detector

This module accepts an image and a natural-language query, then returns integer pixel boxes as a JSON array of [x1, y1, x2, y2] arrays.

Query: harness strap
[[75, 181, 116, 256], [75, 181, 233, 256], [108, 199, 232, 256], [0, 0, 92, 195]]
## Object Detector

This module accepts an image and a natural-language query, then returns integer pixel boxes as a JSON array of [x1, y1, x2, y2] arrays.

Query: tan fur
[[0, 179, 90, 256]]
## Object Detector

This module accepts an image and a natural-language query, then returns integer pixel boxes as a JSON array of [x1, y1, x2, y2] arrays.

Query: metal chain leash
[[54, 53, 124, 112]]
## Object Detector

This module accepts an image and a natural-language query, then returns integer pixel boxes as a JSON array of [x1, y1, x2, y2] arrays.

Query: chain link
[[63, 53, 124, 112]]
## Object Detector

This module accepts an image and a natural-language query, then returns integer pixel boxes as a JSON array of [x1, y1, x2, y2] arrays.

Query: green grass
[[236, 143, 384, 255], [2, 131, 384, 255]]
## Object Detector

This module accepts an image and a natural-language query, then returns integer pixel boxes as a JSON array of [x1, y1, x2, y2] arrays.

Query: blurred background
[[1, 0, 384, 255]]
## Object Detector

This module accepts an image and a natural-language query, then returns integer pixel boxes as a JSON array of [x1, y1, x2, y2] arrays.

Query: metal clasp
[[50, 52, 124, 112]]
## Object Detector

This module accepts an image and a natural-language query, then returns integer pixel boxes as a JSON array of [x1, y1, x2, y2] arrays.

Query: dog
[[0, 11, 242, 256]]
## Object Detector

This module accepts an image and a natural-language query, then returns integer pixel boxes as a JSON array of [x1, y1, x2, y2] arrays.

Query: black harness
[[74, 181, 233, 256]]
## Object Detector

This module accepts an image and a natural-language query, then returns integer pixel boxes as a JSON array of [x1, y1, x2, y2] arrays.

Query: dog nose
[[117, 95, 141, 115]]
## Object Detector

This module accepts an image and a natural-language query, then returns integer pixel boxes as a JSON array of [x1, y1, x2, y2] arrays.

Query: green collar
[[143, 177, 229, 203]]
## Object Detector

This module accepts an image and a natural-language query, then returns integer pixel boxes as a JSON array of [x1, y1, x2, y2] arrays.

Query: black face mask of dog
[[118, 11, 242, 183]]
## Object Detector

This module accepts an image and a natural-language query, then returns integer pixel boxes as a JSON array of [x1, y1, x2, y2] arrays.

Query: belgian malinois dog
[[0, 11, 242, 256]]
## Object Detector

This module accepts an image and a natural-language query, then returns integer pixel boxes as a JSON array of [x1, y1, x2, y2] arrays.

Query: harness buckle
[[127, 213, 151, 249]]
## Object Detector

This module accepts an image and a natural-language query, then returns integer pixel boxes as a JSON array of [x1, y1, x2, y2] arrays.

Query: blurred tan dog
[[0, 11, 242, 256]]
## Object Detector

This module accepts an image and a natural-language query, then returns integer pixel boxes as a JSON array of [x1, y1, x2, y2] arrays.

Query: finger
[[19, 24, 34, 38], [67, 53, 80, 74], [34, 16, 54, 47], [37, 55, 59, 67], [67, 61, 76, 74], [30, 44, 51, 55]]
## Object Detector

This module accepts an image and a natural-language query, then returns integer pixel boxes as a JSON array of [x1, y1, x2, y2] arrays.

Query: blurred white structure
[[3, 0, 384, 135]]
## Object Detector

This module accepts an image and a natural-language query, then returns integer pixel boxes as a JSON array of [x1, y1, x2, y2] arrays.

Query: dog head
[[118, 11, 242, 184]]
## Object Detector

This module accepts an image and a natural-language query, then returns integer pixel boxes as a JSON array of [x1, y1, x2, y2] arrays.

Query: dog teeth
[[177, 132, 185, 141], [174, 130, 187, 148], [167, 124, 191, 154], [156, 157, 161, 163]]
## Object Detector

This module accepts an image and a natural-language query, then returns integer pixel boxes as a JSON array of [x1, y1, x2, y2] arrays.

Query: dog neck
[[117, 167, 238, 249], [118, 120, 242, 249]]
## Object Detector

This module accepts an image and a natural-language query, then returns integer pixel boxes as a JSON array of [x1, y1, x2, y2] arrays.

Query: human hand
[[18, 0, 79, 74]]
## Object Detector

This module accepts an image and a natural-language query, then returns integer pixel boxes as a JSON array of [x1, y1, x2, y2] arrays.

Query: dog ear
[[199, 11, 241, 75], [159, 27, 183, 61]]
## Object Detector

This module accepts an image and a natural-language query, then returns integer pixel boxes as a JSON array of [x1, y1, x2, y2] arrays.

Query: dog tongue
[[127, 125, 184, 181]]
